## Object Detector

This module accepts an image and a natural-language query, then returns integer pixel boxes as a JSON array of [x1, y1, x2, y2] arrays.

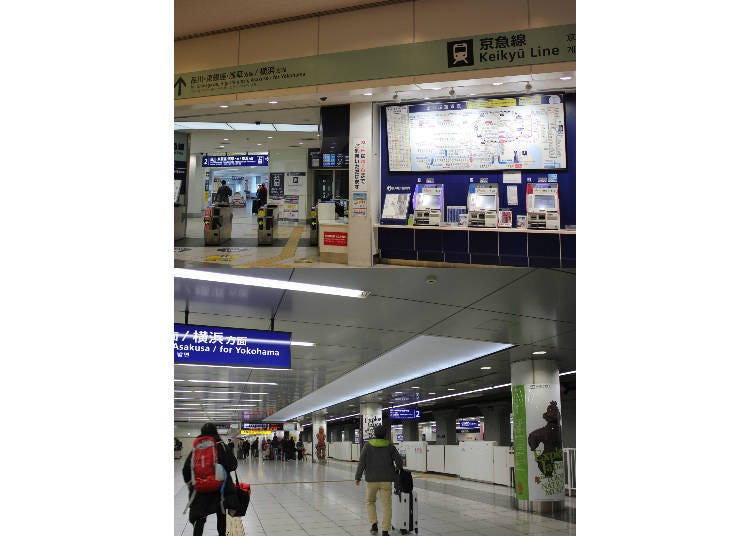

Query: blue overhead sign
[[201, 154, 269, 167], [389, 408, 421, 420], [457, 420, 480, 429], [174, 323, 291, 369]]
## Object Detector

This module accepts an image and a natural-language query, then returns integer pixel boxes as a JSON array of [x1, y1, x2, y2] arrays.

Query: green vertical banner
[[512, 384, 529, 500]]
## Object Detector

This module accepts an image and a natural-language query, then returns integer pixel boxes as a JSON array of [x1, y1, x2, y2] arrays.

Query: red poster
[[323, 232, 348, 246]]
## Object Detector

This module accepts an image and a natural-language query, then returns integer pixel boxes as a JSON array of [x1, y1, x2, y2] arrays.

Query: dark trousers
[[192, 513, 225, 536]]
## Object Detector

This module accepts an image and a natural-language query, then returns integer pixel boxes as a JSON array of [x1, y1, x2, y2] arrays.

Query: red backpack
[[189, 436, 226, 493]]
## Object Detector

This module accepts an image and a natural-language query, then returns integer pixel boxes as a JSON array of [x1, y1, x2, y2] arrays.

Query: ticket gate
[[309, 206, 319, 246], [257, 205, 274, 245], [203, 205, 233, 245]]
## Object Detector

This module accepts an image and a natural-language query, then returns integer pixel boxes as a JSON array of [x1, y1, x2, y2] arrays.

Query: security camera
[[393, 93, 400, 102], [525, 81, 533, 92], [319, 96, 327, 102], [449, 88, 456, 98], [255, 121, 261, 125]]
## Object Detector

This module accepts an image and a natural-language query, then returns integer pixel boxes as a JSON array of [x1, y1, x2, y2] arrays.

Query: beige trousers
[[365, 481, 393, 530]]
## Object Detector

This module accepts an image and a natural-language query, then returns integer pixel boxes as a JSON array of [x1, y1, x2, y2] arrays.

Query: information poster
[[284, 172, 306, 195], [381, 193, 411, 220], [512, 383, 564, 502], [352, 138, 368, 191], [284, 195, 299, 220], [386, 95, 566, 171], [352, 192, 367, 217]]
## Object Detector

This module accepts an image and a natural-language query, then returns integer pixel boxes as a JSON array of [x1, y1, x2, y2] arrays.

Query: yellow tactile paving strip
[[232, 226, 305, 268]]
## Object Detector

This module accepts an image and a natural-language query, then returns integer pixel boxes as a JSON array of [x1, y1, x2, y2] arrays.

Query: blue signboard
[[174, 323, 291, 368], [389, 408, 421, 420], [201, 154, 269, 167], [458, 420, 480, 429]]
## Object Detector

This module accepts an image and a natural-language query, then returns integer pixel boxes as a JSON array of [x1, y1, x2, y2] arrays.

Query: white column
[[312, 412, 327, 463], [510, 359, 564, 512], [359, 402, 383, 442], [269, 147, 309, 222], [348, 102, 376, 266]]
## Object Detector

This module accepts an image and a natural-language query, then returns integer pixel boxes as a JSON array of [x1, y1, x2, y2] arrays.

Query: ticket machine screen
[[421, 194, 441, 209], [533, 194, 557, 211], [475, 194, 496, 210]]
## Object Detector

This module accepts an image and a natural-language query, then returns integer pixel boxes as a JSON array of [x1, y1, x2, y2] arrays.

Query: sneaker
[[370, 523, 378, 535]]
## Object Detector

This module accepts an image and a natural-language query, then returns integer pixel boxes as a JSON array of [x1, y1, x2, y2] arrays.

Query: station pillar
[[401, 420, 419, 441], [479, 402, 513, 445], [312, 412, 327, 463], [511, 359, 564, 512], [359, 403, 383, 443], [433, 408, 458, 445]]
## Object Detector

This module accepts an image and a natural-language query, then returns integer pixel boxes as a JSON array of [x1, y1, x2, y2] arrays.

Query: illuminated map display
[[386, 94, 566, 171]]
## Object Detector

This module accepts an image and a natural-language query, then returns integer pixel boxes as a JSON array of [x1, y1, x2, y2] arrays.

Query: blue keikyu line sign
[[174, 323, 291, 368], [389, 408, 421, 420], [201, 154, 268, 167]]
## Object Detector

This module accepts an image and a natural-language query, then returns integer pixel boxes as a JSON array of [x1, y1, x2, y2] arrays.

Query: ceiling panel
[[470, 268, 576, 322], [173, 267, 575, 425]]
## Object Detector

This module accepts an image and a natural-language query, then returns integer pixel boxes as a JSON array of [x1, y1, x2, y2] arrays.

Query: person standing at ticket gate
[[355, 424, 403, 536], [216, 180, 232, 205]]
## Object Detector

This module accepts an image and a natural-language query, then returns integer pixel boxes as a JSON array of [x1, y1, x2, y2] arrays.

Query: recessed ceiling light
[[492, 82, 503, 86], [363, 92, 373, 96], [428, 392, 436, 395], [411, 386, 420, 389], [481, 366, 492, 370], [394, 392, 403, 394], [218, 145, 225, 148], [223, 138, 229, 141], [267, 136, 273, 139], [424, 97, 430, 100], [268, 100, 278, 104], [298, 142, 303, 144], [257, 143, 262, 146], [560, 76, 572, 80], [447, 388, 455, 391], [532, 351, 547, 355], [220, 105, 229, 108]]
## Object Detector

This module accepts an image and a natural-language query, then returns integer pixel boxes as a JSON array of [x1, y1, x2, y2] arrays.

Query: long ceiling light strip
[[263, 336, 512, 422], [175, 379, 279, 386], [326, 413, 361, 422], [175, 364, 294, 371], [174, 268, 369, 298], [173, 122, 318, 132]]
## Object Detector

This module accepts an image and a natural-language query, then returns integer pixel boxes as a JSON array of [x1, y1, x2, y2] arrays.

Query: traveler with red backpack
[[182, 423, 238, 536]]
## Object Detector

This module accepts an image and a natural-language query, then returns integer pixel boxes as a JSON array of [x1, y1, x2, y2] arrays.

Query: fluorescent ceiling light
[[559, 370, 576, 376], [203, 398, 231, 401], [411, 386, 420, 389], [174, 122, 233, 130], [188, 391, 267, 395], [267, 136, 273, 139], [481, 366, 492, 370], [185, 379, 278, 385], [268, 100, 278, 104], [492, 82, 503, 86], [387, 382, 512, 410], [291, 341, 316, 347], [560, 76, 572, 80], [428, 392, 436, 395], [447, 388, 455, 391], [220, 105, 229, 108], [363, 92, 373, 96], [532, 351, 547, 355], [273, 124, 319, 132], [174, 268, 370, 298], [226, 123, 276, 131], [327, 413, 360, 422], [175, 363, 292, 371], [264, 335, 512, 422]]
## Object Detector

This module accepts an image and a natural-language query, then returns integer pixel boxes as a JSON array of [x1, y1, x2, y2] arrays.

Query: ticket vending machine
[[526, 183, 560, 229], [467, 184, 499, 227], [413, 183, 444, 226]]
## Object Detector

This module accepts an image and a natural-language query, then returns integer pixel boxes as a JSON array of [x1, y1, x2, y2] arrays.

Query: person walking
[[216, 180, 232, 205], [355, 425, 403, 536], [295, 437, 305, 461], [251, 437, 259, 459], [182, 422, 238, 536]]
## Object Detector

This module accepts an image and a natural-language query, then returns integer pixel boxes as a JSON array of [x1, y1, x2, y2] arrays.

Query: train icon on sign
[[447, 40, 474, 67]]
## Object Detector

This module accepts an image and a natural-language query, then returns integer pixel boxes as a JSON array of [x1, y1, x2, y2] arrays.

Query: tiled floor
[[175, 456, 575, 536]]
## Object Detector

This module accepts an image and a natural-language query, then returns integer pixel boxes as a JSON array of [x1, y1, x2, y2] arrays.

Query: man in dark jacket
[[183, 423, 238, 536], [355, 425, 403, 536]]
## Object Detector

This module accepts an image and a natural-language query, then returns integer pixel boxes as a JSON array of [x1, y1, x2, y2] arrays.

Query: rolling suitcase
[[391, 490, 418, 534]]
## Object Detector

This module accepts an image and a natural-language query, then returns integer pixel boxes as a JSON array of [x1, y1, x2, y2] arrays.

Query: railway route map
[[386, 94, 566, 172]]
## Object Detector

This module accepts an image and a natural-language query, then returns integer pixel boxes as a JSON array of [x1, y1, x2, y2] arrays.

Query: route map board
[[386, 94, 566, 172]]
